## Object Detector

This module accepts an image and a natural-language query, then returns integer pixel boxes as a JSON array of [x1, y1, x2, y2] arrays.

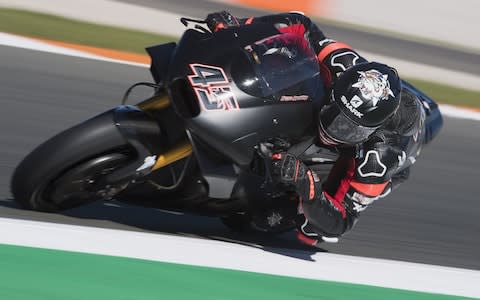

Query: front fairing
[[166, 24, 325, 166]]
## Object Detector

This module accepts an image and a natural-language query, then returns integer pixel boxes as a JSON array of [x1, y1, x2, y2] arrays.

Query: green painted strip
[[0, 244, 475, 300]]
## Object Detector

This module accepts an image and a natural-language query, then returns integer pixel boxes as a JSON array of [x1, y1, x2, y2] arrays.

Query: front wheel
[[37, 152, 130, 211], [11, 110, 134, 212]]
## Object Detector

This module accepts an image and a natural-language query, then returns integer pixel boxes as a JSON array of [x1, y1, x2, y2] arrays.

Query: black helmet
[[318, 62, 402, 145]]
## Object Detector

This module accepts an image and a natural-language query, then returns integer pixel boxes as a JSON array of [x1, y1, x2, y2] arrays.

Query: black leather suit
[[226, 12, 426, 244]]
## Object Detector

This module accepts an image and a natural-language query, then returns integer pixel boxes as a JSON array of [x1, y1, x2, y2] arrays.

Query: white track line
[[0, 32, 148, 68], [0, 0, 189, 37], [1, 31, 478, 121], [439, 104, 480, 121], [0, 217, 479, 298], [361, 49, 480, 92]]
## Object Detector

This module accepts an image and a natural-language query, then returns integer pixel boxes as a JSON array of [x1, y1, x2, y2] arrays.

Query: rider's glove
[[271, 153, 341, 246], [205, 11, 240, 32], [271, 152, 318, 203], [271, 153, 308, 186]]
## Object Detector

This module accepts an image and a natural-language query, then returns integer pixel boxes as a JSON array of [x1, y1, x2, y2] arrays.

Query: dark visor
[[318, 102, 378, 145]]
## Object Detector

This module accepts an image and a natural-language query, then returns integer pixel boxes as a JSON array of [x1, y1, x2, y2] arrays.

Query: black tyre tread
[[11, 110, 127, 212]]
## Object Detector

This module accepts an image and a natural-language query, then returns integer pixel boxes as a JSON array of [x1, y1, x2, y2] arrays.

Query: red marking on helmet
[[317, 42, 353, 62]]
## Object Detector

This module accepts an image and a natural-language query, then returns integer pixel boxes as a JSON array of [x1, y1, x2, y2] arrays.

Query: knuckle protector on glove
[[280, 154, 306, 183]]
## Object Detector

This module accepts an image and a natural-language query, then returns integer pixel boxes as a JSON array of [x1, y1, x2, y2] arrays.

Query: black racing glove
[[271, 153, 308, 186], [270, 152, 320, 204], [205, 11, 240, 32], [271, 152, 343, 245]]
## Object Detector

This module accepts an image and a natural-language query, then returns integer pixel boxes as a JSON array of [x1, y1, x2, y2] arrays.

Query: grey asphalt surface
[[1, 45, 479, 270], [116, 0, 480, 77]]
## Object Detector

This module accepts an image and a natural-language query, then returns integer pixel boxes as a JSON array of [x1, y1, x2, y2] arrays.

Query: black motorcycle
[[11, 18, 443, 233]]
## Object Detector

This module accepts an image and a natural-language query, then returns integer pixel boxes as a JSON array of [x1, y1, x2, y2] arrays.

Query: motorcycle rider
[[205, 11, 428, 245]]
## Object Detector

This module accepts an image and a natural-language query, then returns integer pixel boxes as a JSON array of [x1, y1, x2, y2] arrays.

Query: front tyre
[[11, 110, 133, 212]]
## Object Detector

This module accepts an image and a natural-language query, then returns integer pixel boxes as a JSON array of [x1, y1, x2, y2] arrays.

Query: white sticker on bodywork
[[136, 155, 157, 172]]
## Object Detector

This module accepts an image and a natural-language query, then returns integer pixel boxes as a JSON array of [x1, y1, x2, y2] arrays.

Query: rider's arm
[[291, 137, 405, 245], [271, 152, 358, 245]]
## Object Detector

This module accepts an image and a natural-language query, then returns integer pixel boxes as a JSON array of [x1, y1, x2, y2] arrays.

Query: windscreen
[[231, 33, 321, 100]]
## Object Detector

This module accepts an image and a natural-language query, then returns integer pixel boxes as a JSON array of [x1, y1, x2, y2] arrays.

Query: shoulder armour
[[354, 140, 403, 183]]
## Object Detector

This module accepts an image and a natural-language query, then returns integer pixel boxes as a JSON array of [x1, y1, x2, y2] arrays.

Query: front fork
[[137, 95, 193, 171], [104, 95, 192, 186]]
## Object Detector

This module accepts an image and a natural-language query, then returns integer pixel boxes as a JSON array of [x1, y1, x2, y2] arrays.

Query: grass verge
[[406, 79, 480, 109], [1, 7, 479, 108], [0, 8, 176, 53]]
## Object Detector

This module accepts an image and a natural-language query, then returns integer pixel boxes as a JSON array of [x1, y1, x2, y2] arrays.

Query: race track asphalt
[[1, 45, 479, 270]]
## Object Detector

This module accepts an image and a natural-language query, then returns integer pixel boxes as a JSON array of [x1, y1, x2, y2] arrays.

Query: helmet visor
[[319, 102, 378, 145]]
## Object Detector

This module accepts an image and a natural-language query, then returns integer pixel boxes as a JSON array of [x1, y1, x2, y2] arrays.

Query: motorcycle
[[11, 18, 443, 233]]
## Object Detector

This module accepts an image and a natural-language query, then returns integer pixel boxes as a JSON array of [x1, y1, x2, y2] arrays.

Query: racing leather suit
[[208, 12, 425, 245]]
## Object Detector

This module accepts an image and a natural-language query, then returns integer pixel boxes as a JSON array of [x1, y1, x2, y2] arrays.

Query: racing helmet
[[318, 62, 402, 145]]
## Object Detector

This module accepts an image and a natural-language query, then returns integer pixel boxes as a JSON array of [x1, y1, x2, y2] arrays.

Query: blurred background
[[0, 0, 479, 271], [225, 0, 480, 51]]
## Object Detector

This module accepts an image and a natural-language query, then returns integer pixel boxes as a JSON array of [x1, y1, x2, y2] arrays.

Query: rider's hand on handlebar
[[271, 151, 323, 205], [271, 153, 308, 186], [205, 11, 240, 32]]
